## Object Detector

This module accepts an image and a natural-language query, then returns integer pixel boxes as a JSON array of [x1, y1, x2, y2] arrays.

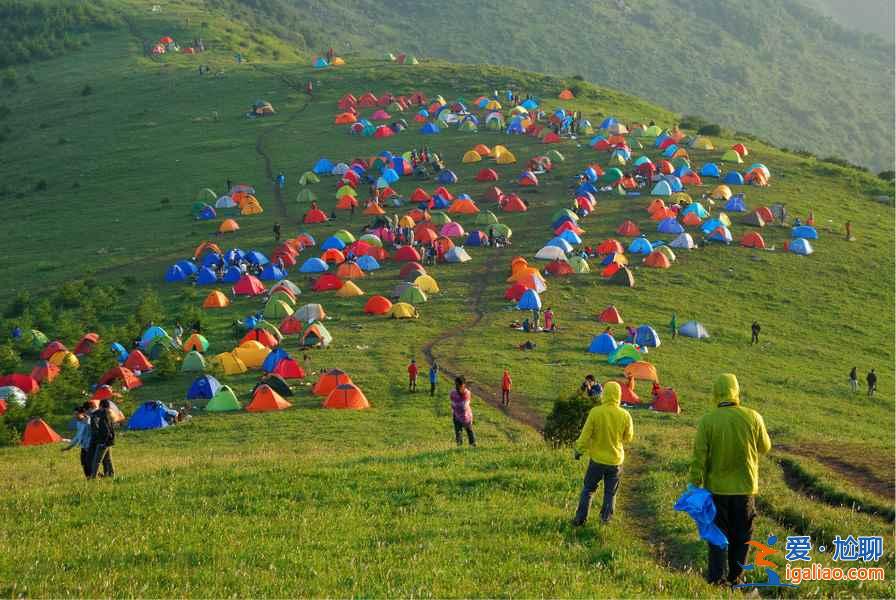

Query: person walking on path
[[670, 312, 678, 339], [689, 373, 771, 586], [450, 376, 476, 447], [407, 359, 419, 392], [61, 405, 93, 478], [273, 222, 281, 242], [429, 361, 439, 397], [849, 367, 858, 393], [572, 382, 634, 526], [750, 321, 760, 345], [88, 399, 116, 479], [501, 368, 512, 406], [845, 220, 853, 241], [867, 369, 877, 397]]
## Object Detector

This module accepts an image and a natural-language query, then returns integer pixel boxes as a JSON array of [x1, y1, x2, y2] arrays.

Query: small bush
[[5, 290, 31, 318], [697, 124, 721, 136], [34, 179, 47, 191], [543, 393, 597, 447], [152, 348, 181, 380], [0, 105, 9, 119], [2, 68, 17, 89], [876, 170, 894, 182], [81, 84, 92, 96], [0, 342, 22, 373]]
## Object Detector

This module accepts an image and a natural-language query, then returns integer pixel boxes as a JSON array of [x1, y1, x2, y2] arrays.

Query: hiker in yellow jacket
[[571, 382, 634, 526], [689, 373, 772, 586]]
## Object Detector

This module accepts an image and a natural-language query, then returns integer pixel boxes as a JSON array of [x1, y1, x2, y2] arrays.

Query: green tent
[[301, 321, 332, 348], [299, 171, 320, 185], [568, 256, 590, 274], [385, 53, 396, 61], [195, 188, 217, 203], [146, 335, 175, 359], [296, 188, 317, 203], [671, 157, 691, 169], [475, 211, 499, 225], [459, 120, 477, 132], [547, 149, 564, 162], [399, 286, 428, 304], [601, 168, 624, 184], [333, 229, 356, 244], [268, 290, 296, 308], [359, 233, 383, 247], [721, 149, 743, 163], [206, 385, 242, 412], [490, 223, 512, 238], [190, 201, 207, 217], [21, 329, 48, 352], [264, 300, 294, 320], [485, 116, 504, 131], [615, 184, 627, 196], [255, 320, 284, 342], [181, 351, 207, 372], [407, 56, 419, 65], [608, 343, 641, 365], [429, 211, 452, 225], [551, 208, 579, 223]]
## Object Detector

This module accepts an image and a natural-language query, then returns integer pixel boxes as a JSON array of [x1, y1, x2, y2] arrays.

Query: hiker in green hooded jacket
[[689, 373, 771, 586], [572, 381, 634, 526]]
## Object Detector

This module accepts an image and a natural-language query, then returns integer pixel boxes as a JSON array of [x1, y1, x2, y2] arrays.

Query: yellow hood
[[713, 373, 740, 404], [603, 381, 622, 406]]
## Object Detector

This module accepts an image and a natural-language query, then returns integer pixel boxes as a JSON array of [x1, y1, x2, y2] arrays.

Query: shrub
[[543, 392, 597, 447], [876, 170, 894, 182], [81, 83, 92, 96], [697, 124, 722, 136], [34, 179, 47, 191], [0, 342, 22, 373], [2, 67, 17, 89], [5, 290, 31, 317], [152, 348, 181, 380]]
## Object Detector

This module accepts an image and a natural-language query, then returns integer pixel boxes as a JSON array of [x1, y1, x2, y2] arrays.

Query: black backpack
[[90, 410, 116, 446]]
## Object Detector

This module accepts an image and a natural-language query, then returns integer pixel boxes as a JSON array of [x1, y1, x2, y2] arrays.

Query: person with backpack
[[849, 367, 858, 393], [501, 368, 512, 406], [61, 404, 93, 478], [88, 399, 116, 479], [750, 321, 761, 345], [450, 376, 476, 447], [867, 369, 878, 396], [689, 374, 771, 586], [572, 382, 634, 526]]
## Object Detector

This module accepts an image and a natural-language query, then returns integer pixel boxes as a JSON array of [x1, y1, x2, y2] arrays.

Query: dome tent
[[679, 320, 709, 339]]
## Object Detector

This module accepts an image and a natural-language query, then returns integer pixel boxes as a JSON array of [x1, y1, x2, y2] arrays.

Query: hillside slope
[[235, 0, 894, 173]]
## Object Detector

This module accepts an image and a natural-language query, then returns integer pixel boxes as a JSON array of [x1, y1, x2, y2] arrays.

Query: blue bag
[[673, 485, 729, 549]]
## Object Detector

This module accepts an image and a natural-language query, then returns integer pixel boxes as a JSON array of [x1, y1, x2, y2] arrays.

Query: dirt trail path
[[777, 443, 894, 500], [421, 250, 545, 431]]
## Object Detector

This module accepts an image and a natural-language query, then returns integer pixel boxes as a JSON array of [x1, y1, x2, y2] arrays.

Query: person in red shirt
[[501, 368, 512, 406], [407, 359, 419, 392]]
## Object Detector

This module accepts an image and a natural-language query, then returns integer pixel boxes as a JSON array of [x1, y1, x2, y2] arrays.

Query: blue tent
[[547, 238, 574, 253], [110, 342, 128, 363], [437, 170, 457, 184], [559, 230, 582, 245], [224, 249, 244, 265], [320, 236, 346, 251], [599, 117, 617, 129], [517, 289, 542, 311], [176, 260, 198, 275], [127, 401, 173, 431], [674, 165, 691, 178], [431, 195, 450, 209], [140, 326, 168, 349], [664, 175, 683, 192], [222, 265, 244, 283], [245, 250, 269, 266], [381, 168, 399, 183], [723, 171, 744, 185], [312, 158, 334, 174], [601, 252, 624, 266], [521, 98, 538, 110], [651, 180, 672, 196], [587, 332, 618, 354], [699, 163, 721, 177], [466, 230, 488, 246], [635, 325, 661, 348], [661, 144, 679, 157], [681, 203, 709, 218], [312, 57, 329, 69], [628, 238, 653, 254], [165, 265, 187, 282], [654, 134, 670, 148], [420, 123, 440, 134], [700, 219, 725, 235], [262, 348, 290, 373], [657, 218, 684, 234], [790, 238, 814, 255], [196, 267, 219, 285], [582, 167, 598, 182], [202, 253, 223, 268], [260, 264, 287, 281], [791, 225, 818, 240], [679, 321, 709, 339], [187, 375, 221, 400], [299, 258, 328, 273], [356, 255, 381, 271], [724, 194, 747, 212], [197, 205, 216, 220]]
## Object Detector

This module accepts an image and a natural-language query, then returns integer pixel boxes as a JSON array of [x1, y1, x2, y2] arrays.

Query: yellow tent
[[213, 352, 247, 375], [49, 351, 79, 368], [337, 185, 357, 198], [414, 274, 440, 294], [389, 302, 419, 319], [496, 150, 517, 165], [711, 185, 733, 200], [335, 281, 364, 297], [331, 56, 345, 65], [462, 150, 482, 163], [485, 100, 502, 110], [398, 215, 415, 228], [690, 136, 714, 150], [721, 149, 743, 163], [241, 199, 264, 215], [233, 341, 270, 369]]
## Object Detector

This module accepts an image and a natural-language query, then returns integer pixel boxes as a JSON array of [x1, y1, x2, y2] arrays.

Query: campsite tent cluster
[[188, 184, 264, 235]]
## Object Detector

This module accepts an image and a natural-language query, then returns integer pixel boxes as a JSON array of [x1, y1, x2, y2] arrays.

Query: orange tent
[[99, 366, 142, 389], [245, 385, 292, 412], [334, 112, 357, 125], [596, 239, 624, 254], [364, 295, 393, 315], [501, 195, 527, 212], [336, 262, 364, 279], [448, 199, 479, 214], [324, 383, 370, 409], [313, 369, 352, 397], [647, 199, 667, 214], [644, 251, 671, 268], [219, 219, 239, 233], [321, 248, 346, 264], [473, 144, 491, 157], [616, 379, 641, 404], [241, 329, 279, 348], [124, 350, 153, 372], [741, 231, 766, 249], [616, 220, 640, 236], [650, 208, 676, 221], [363, 203, 385, 215], [21, 418, 63, 446], [558, 89, 575, 100], [624, 361, 659, 382], [193, 241, 222, 259], [598, 305, 624, 323], [336, 196, 358, 210], [681, 212, 703, 227], [203, 290, 230, 308], [30, 360, 60, 384]]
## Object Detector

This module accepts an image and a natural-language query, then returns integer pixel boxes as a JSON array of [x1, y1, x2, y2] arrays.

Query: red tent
[[240, 329, 279, 348], [652, 388, 680, 413], [303, 208, 329, 224], [273, 358, 305, 379], [124, 350, 154, 372], [312, 274, 344, 291], [364, 295, 393, 315], [0, 373, 39, 395], [39, 341, 68, 361], [616, 220, 640, 236], [73, 332, 100, 355], [597, 239, 625, 254], [21, 418, 62, 446], [545, 260, 573, 276], [232, 274, 266, 296], [475, 168, 499, 182], [394, 246, 422, 262], [598, 306, 624, 324], [98, 366, 142, 390]]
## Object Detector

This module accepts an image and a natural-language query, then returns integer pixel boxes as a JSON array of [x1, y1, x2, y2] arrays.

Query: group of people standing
[[849, 367, 877, 396], [61, 400, 117, 479]]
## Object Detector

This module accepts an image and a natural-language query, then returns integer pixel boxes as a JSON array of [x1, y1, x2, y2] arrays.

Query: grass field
[[0, 4, 894, 597]]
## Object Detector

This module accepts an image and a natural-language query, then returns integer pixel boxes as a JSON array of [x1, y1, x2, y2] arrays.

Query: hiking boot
[[570, 518, 586, 528]]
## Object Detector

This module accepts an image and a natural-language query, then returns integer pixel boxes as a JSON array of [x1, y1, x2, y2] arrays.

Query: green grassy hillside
[[0, 3, 893, 597]]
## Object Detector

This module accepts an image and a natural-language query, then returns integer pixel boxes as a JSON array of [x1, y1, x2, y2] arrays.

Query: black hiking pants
[[88, 443, 114, 479], [574, 461, 621, 524], [707, 494, 756, 585], [79, 448, 92, 478], [453, 418, 476, 447]]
